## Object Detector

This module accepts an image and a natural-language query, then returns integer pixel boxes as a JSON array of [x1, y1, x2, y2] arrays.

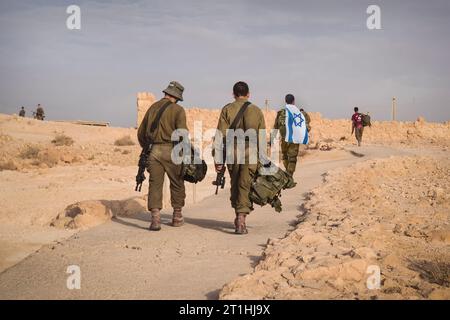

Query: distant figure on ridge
[[34, 104, 45, 120], [19, 107, 25, 117], [351, 107, 364, 146]]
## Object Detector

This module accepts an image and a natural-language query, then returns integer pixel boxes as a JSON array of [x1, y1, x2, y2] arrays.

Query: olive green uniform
[[137, 98, 187, 210], [273, 108, 305, 176], [35, 107, 44, 120], [216, 98, 266, 214], [302, 111, 311, 133]]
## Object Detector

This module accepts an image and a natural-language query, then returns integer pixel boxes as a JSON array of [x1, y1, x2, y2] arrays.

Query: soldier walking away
[[299, 107, 311, 133], [214, 81, 266, 234], [351, 107, 364, 146], [34, 104, 45, 120], [137, 81, 188, 231], [19, 106, 25, 117], [273, 94, 309, 177]]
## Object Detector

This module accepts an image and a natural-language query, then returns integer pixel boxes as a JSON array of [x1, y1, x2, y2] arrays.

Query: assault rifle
[[212, 165, 226, 195], [135, 142, 152, 192]]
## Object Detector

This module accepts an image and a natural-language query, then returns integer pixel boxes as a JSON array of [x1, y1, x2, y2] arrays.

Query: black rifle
[[212, 165, 226, 195], [134, 100, 172, 192], [135, 142, 152, 192]]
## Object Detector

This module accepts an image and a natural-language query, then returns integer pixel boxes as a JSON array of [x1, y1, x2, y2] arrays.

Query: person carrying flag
[[273, 94, 309, 177]]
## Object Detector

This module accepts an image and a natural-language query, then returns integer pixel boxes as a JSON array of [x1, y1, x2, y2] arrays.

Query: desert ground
[[0, 110, 449, 299]]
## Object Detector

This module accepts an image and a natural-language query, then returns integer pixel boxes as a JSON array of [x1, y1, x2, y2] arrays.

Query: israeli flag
[[285, 104, 309, 144]]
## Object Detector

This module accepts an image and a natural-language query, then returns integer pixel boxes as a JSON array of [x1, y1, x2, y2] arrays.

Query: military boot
[[234, 213, 248, 234], [172, 208, 184, 227], [149, 208, 161, 231]]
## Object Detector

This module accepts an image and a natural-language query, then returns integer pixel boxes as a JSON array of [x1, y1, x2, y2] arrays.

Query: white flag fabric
[[284, 104, 309, 144]]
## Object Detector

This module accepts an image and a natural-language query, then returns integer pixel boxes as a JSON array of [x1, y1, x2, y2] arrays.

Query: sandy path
[[0, 145, 414, 299]]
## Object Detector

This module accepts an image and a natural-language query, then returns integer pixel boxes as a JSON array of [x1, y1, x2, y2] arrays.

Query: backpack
[[276, 109, 287, 139], [362, 114, 371, 127], [249, 164, 296, 213], [181, 146, 207, 184]]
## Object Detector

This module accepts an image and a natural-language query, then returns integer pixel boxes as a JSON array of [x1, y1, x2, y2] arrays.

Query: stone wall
[[136, 92, 156, 128]]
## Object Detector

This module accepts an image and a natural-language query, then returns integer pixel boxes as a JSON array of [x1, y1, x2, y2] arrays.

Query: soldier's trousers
[[355, 127, 364, 145], [227, 163, 257, 214], [281, 140, 299, 176], [147, 144, 185, 210]]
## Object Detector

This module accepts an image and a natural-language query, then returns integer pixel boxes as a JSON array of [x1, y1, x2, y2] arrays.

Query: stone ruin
[[136, 92, 156, 128]]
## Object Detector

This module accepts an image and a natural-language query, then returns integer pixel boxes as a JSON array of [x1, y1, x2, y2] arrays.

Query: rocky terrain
[[220, 156, 450, 300]]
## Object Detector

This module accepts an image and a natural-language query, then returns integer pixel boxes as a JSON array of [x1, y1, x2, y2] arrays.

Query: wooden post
[[392, 97, 397, 121], [265, 99, 269, 113]]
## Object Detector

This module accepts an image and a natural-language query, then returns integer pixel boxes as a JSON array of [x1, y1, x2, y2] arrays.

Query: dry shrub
[[52, 134, 74, 146], [408, 258, 450, 287], [114, 135, 135, 146], [20, 145, 40, 159], [122, 150, 131, 155], [33, 149, 60, 168], [0, 160, 17, 171]]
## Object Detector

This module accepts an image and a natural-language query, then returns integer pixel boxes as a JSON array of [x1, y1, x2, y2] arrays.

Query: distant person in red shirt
[[351, 107, 364, 146]]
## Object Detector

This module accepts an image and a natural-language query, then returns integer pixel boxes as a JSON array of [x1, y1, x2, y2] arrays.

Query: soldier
[[214, 81, 266, 234], [299, 107, 311, 133], [19, 107, 25, 117], [351, 107, 364, 146], [137, 81, 188, 231], [35, 104, 45, 120], [273, 94, 308, 177]]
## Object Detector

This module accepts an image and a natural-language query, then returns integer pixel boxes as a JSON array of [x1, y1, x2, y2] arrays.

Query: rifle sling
[[150, 100, 172, 134], [229, 101, 251, 130]]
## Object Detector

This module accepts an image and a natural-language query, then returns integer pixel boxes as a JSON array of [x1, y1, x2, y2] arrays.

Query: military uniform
[[137, 81, 187, 231], [19, 108, 25, 117], [273, 108, 300, 176], [301, 110, 311, 133], [35, 106, 45, 120], [215, 97, 266, 219]]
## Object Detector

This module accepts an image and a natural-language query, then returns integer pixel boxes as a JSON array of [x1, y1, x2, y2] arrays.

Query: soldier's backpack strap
[[150, 101, 172, 133], [229, 101, 251, 130]]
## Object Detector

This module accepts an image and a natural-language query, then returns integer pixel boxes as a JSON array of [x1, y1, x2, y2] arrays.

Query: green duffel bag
[[362, 113, 371, 127], [249, 164, 296, 213]]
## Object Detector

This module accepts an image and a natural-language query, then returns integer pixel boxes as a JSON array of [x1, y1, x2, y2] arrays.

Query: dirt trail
[[0, 146, 415, 299]]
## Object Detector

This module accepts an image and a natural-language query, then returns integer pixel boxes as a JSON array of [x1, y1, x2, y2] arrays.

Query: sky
[[0, 0, 449, 127]]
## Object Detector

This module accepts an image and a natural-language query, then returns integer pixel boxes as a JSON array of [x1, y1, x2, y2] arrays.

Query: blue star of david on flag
[[293, 113, 304, 127]]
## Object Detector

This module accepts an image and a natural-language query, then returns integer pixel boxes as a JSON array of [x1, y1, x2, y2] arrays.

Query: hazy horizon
[[1, 0, 449, 127]]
